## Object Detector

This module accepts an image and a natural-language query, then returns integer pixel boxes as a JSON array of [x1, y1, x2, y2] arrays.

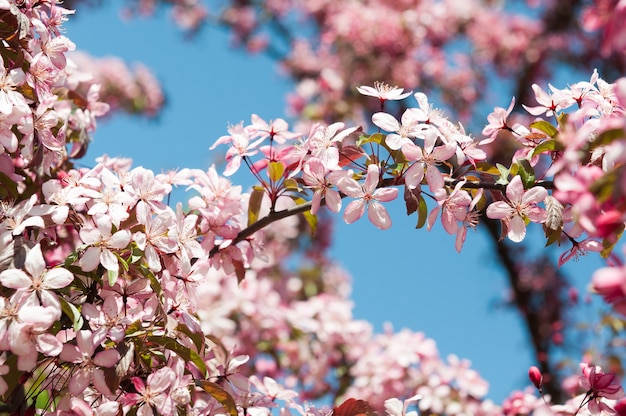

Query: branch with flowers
[[2, 1, 626, 415]]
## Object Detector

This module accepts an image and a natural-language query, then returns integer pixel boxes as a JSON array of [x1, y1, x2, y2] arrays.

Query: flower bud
[[529, 366, 543, 390]]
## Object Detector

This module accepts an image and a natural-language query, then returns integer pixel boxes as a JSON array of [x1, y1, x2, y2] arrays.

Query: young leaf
[[195, 381, 238, 416], [531, 139, 564, 158], [147, 336, 207, 377], [291, 195, 317, 234], [59, 296, 84, 332], [283, 178, 301, 191], [530, 120, 558, 138], [248, 186, 265, 226], [404, 186, 420, 216], [496, 163, 510, 185], [233, 259, 246, 284], [356, 133, 385, 148], [268, 161, 285, 182], [516, 159, 536, 188], [416, 194, 428, 229]]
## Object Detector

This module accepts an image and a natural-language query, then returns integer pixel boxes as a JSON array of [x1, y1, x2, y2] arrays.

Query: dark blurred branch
[[482, 217, 565, 403]]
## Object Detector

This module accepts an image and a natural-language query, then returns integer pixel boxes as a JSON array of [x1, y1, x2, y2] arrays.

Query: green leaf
[[589, 169, 619, 203], [34, 389, 49, 410], [247, 186, 265, 226], [107, 269, 118, 287], [267, 161, 285, 182], [544, 227, 562, 248], [589, 128, 625, 151], [283, 178, 301, 191], [302, 210, 318, 234], [516, 159, 536, 188], [495, 163, 510, 185], [176, 323, 205, 352], [59, 296, 83, 332], [531, 139, 564, 158], [125, 320, 147, 338], [0, 171, 19, 199], [140, 265, 164, 299], [291, 196, 317, 234], [602, 226, 625, 258], [530, 120, 558, 138], [356, 133, 385, 148], [147, 336, 207, 377], [130, 245, 144, 264], [416, 194, 428, 229], [195, 381, 238, 416], [475, 162, 500, 176], [117, 252, 130, 273]]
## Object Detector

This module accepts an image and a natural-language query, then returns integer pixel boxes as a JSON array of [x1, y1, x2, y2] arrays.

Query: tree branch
[[209, 176, 554, 258]]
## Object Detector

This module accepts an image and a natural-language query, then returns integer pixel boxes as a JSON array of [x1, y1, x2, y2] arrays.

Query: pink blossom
[[302, 158, 348, 214], [401, 140, 457, 192], [481, 97, 515, 143], [384, 394, 422, 416], [486, 176, 547, 242], [427, 181, 472, 236], [249, 114, 299, 144], [59, 330, 120, 396], [522, 83, 575, 117], [134, 210, 178, 272], [0, 244, 73, 316], [591, 256, 626, 315], [10, 305, 63, 371], [372, 108, 424, 150], [336, 164, 398, 230], [558, 238, 603, 266], [308, 122, 359, 170], [211, 122, 265, 176], [82, 295, 128, 343], [356, 82, 412, 102], [0, 195, 45, 236], [249, 376, 298, 401], [124, 367, 176, 416], [579, 363, 625, 415], [127, 166, 169, 218], [0, 57, 25, 115], [78, 215, 132, 281]]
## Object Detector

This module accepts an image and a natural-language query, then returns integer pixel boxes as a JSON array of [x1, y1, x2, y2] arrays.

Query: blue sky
[[65, 1, 609, 403]]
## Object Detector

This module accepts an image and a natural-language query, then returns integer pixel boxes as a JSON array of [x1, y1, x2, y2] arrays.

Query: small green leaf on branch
[[291, 196, 317, 234], [416, 194, 428, 229], [516, 159, 536, 188], [248, 186, 265, 226], [530, 120, 558, 138], [268, 161, 285, 182], [147, 336, 208, 377], [356, 133, 385, 148], [531, 139, 564, 158], [59, 296, 84, 332]]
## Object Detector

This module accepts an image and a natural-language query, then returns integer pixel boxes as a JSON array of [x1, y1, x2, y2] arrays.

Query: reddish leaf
[[332, 398, 377, 416]]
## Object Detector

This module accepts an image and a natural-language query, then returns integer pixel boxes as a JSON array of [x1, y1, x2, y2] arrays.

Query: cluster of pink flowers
[[2, 1, 626, 415], [69, 52, 165, 118]]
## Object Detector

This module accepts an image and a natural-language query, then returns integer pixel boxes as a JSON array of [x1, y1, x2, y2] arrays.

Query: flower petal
[[344, 199, 365, 224], [368, 201, 392, 230]]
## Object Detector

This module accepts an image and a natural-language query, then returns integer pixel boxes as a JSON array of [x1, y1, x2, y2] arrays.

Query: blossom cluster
[[1, 0, 626, 415]]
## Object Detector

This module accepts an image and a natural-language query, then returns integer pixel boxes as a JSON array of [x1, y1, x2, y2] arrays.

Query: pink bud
[[529, 366, 543, 389]]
